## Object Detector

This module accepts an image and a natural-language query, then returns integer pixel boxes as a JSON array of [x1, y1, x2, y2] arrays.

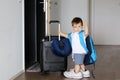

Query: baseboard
[[10, 70, 25, 80]]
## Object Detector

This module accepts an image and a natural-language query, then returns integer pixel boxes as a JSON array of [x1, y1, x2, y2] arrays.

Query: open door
[[25, 0, 45, 69]]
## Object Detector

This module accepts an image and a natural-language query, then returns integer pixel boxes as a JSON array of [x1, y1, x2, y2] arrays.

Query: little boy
[[59, 17, 90, 79]]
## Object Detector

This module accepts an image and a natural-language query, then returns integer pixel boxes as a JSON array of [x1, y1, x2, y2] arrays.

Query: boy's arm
[[83, 21, 89, 37], [59, 32, 68, 38]]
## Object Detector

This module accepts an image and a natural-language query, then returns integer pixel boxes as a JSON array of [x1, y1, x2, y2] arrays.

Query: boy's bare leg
[[74, 65, 81, 73], [80, 64, 90, 78], [81, 64, 86, 71]]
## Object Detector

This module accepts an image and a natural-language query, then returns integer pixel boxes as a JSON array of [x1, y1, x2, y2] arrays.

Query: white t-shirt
[[71, 32, 87, 54]]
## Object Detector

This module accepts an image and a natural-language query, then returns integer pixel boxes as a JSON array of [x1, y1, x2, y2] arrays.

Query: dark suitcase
[[39, 20, 67, 72]]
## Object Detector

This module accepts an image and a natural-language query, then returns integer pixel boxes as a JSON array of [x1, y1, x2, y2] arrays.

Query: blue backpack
[[85, 35, 97, 79], [84, 35, 97, 65]]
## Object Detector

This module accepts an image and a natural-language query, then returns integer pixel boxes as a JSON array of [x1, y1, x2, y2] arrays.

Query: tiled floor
[[14, 46, 120, 80]]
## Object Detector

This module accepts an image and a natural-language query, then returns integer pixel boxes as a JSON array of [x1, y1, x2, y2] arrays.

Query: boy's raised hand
[[83, 20, 89, 37], [83, 20, 88, 27]]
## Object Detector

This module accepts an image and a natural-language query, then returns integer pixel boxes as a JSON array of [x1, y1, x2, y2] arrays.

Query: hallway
[[15, 46, 120, 80]]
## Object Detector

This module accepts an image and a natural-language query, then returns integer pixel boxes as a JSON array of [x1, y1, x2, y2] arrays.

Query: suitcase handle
[[49, 20, 60, 24], [48, 20, 61, 41]]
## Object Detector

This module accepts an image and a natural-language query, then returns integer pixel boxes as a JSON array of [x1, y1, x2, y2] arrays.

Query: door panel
[[25, 0, 37, 68], [92, 0, 120, 45], [37, 0, 45, 62]]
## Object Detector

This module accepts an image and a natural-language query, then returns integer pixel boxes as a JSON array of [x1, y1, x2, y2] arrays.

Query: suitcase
[[39, 20, 67, 72]]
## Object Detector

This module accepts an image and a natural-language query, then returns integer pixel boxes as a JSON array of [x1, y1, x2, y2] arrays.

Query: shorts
[[74, 54, 85, 65]]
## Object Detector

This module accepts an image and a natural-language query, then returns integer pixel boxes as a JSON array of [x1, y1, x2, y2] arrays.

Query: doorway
[[25, 0, 45, 69]]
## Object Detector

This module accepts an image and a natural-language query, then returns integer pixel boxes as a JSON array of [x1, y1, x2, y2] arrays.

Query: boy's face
[[72, 23, 82, 32]]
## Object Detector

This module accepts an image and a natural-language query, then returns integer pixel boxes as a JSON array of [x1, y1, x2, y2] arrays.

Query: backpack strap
[[68, 33, 72, 45], [90, 56, 96, 79]]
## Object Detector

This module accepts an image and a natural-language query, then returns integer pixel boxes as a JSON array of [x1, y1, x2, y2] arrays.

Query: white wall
[[60, 0, 89, 33], [92, 0, 120, 45], [50, 0, 89, 34], [0, 0, 24, 80], [49, 0, 61, 35]]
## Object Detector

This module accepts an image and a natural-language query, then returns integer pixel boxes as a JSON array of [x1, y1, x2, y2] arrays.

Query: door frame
[[89, 0, 95, 40], [22, 0, 25, 70]]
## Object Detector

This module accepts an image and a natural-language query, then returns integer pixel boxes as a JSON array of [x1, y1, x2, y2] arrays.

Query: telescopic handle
[[49, 20, 60, 24], [49, 20, 61, 41]]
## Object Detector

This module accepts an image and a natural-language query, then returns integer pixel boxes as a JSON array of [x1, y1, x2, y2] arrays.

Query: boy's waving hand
[[83, 21, 89, 37]]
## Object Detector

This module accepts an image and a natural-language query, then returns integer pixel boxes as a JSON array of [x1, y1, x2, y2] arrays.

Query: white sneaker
[[69, 68, 90, 78], [63, 70, 82, 79], [81, 70, 90, 78], [70, 68, 74, 71]]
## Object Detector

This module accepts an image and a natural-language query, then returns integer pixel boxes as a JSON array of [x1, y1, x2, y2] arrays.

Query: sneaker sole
[[83, 74, 90, 78], [63, 72, 83, 79]]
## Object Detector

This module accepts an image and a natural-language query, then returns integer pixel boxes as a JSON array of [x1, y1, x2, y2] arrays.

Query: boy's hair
[[71, 17, 83, 26]]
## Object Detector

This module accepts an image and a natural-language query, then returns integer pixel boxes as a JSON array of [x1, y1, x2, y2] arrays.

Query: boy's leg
[[80, 64, 90, 77], [74, 65, 81, 73], [81, 64, 86, 71], [74, 54, 84, 73], [63, 54, 83, 79], [74, 54, 90, 78]]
